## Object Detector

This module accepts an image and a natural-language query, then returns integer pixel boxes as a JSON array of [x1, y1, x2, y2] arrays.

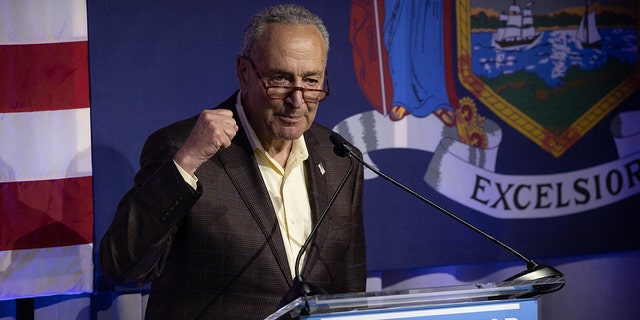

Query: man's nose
[[286, 89, 306, 108]]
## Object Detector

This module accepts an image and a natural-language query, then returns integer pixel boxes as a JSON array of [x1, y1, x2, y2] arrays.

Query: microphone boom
[[277, 140, 355, 311], [329, 132, 564, 294]]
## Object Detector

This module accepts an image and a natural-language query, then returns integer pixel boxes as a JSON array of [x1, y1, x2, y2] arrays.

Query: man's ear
[[236, 56, 249, 87]]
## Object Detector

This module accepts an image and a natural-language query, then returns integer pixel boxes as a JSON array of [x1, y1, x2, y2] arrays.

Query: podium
[[266, 277, 565, 319]]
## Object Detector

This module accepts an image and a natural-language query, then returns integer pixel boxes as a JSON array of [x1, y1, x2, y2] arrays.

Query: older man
[[100, 4, 366, 319]]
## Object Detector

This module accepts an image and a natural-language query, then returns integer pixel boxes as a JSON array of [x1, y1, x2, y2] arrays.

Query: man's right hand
[[173, 109, 238, 175]]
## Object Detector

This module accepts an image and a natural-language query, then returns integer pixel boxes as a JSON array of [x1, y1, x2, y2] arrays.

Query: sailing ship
[[575, 1, 602, 49], [492, 1, 541, 51]]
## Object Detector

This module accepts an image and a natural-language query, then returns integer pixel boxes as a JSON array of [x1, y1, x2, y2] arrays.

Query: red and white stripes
[[0, 0, 93, 299]]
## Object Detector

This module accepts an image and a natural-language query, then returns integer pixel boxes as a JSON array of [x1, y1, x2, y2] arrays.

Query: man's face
[[237, 23, 327, 148]]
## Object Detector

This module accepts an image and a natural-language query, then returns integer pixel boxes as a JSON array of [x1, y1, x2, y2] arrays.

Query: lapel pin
[[317, 163, 325, 175]]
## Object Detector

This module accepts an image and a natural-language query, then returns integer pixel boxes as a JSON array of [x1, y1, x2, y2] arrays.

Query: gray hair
[[240, 4, 330, 58]]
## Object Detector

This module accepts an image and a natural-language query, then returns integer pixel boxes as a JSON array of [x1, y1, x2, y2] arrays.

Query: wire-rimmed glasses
[[243, 56, 330, 103]]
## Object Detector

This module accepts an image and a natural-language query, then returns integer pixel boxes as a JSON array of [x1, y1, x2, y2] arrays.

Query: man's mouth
[[276, 114, 304, 124]]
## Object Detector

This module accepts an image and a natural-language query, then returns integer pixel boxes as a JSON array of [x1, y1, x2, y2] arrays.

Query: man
[[100, 4, 366, 319]]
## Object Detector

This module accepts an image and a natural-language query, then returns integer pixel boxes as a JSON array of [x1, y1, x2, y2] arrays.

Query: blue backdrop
[[88, 0, 640, 287]]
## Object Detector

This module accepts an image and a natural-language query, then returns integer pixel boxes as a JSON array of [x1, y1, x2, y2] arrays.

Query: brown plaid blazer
[[100, 92, 367, 319]]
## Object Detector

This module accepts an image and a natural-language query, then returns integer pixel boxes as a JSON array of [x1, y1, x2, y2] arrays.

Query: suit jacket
[[100, 92, 367, 319]]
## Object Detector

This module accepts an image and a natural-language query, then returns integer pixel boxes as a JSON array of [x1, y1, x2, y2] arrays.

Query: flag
[[0, 0, 93, 299]]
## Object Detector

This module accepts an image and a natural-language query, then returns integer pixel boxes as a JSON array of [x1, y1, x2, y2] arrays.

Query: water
[[471, 28, 638, 88]]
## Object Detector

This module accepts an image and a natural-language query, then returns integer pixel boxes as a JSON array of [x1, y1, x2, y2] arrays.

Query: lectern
[[266, 277, 564, 319]]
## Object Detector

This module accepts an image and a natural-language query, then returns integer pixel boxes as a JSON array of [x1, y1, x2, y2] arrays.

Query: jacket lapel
[[216, 96, 293, 285], [300, 131, 331, 277]]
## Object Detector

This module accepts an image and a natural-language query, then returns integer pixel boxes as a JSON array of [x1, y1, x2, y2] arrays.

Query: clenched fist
[[173, 109, 238, 174]]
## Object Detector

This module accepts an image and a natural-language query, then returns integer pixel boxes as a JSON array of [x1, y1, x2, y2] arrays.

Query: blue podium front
[[266, 278, 564, 320], [303, 299, 537, 320]]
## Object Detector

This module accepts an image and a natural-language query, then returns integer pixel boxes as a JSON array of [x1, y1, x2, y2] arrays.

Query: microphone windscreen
[[330, 132, 350, 157], [329, 132, 347, 146]]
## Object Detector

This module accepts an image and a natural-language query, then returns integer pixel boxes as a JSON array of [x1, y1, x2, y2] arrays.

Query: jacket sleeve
[[99, 128, 202, 287]]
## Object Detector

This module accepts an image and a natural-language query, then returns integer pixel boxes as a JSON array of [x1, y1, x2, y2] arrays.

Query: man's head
[[240, 4, 329, 59], [236, 5, 329, 149]]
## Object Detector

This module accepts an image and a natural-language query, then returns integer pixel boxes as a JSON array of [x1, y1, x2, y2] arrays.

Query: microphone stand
[[277, 153, 355, 313], [330, 133, 564, 293]]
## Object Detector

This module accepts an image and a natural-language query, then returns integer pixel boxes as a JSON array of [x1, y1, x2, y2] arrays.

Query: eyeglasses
[[243, 56, 330, 103]]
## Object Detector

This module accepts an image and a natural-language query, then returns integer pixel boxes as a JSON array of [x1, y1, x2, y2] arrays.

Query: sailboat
[[576, 1, 602, 48], [492, 1, 541, 51]]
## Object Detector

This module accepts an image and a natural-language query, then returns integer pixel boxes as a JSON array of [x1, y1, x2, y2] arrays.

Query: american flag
[[0, 0, 93, 299]]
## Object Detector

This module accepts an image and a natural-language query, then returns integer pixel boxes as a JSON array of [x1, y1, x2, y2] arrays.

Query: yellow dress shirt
[[235, 94, 312, 278]]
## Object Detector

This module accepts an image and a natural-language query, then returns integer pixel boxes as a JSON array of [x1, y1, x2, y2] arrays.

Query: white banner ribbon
[[334, 110, 640, 219]]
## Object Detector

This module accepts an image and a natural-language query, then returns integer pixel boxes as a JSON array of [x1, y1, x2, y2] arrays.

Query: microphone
[[277, 143, 355, 312], [330, 132, 564, 293]]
